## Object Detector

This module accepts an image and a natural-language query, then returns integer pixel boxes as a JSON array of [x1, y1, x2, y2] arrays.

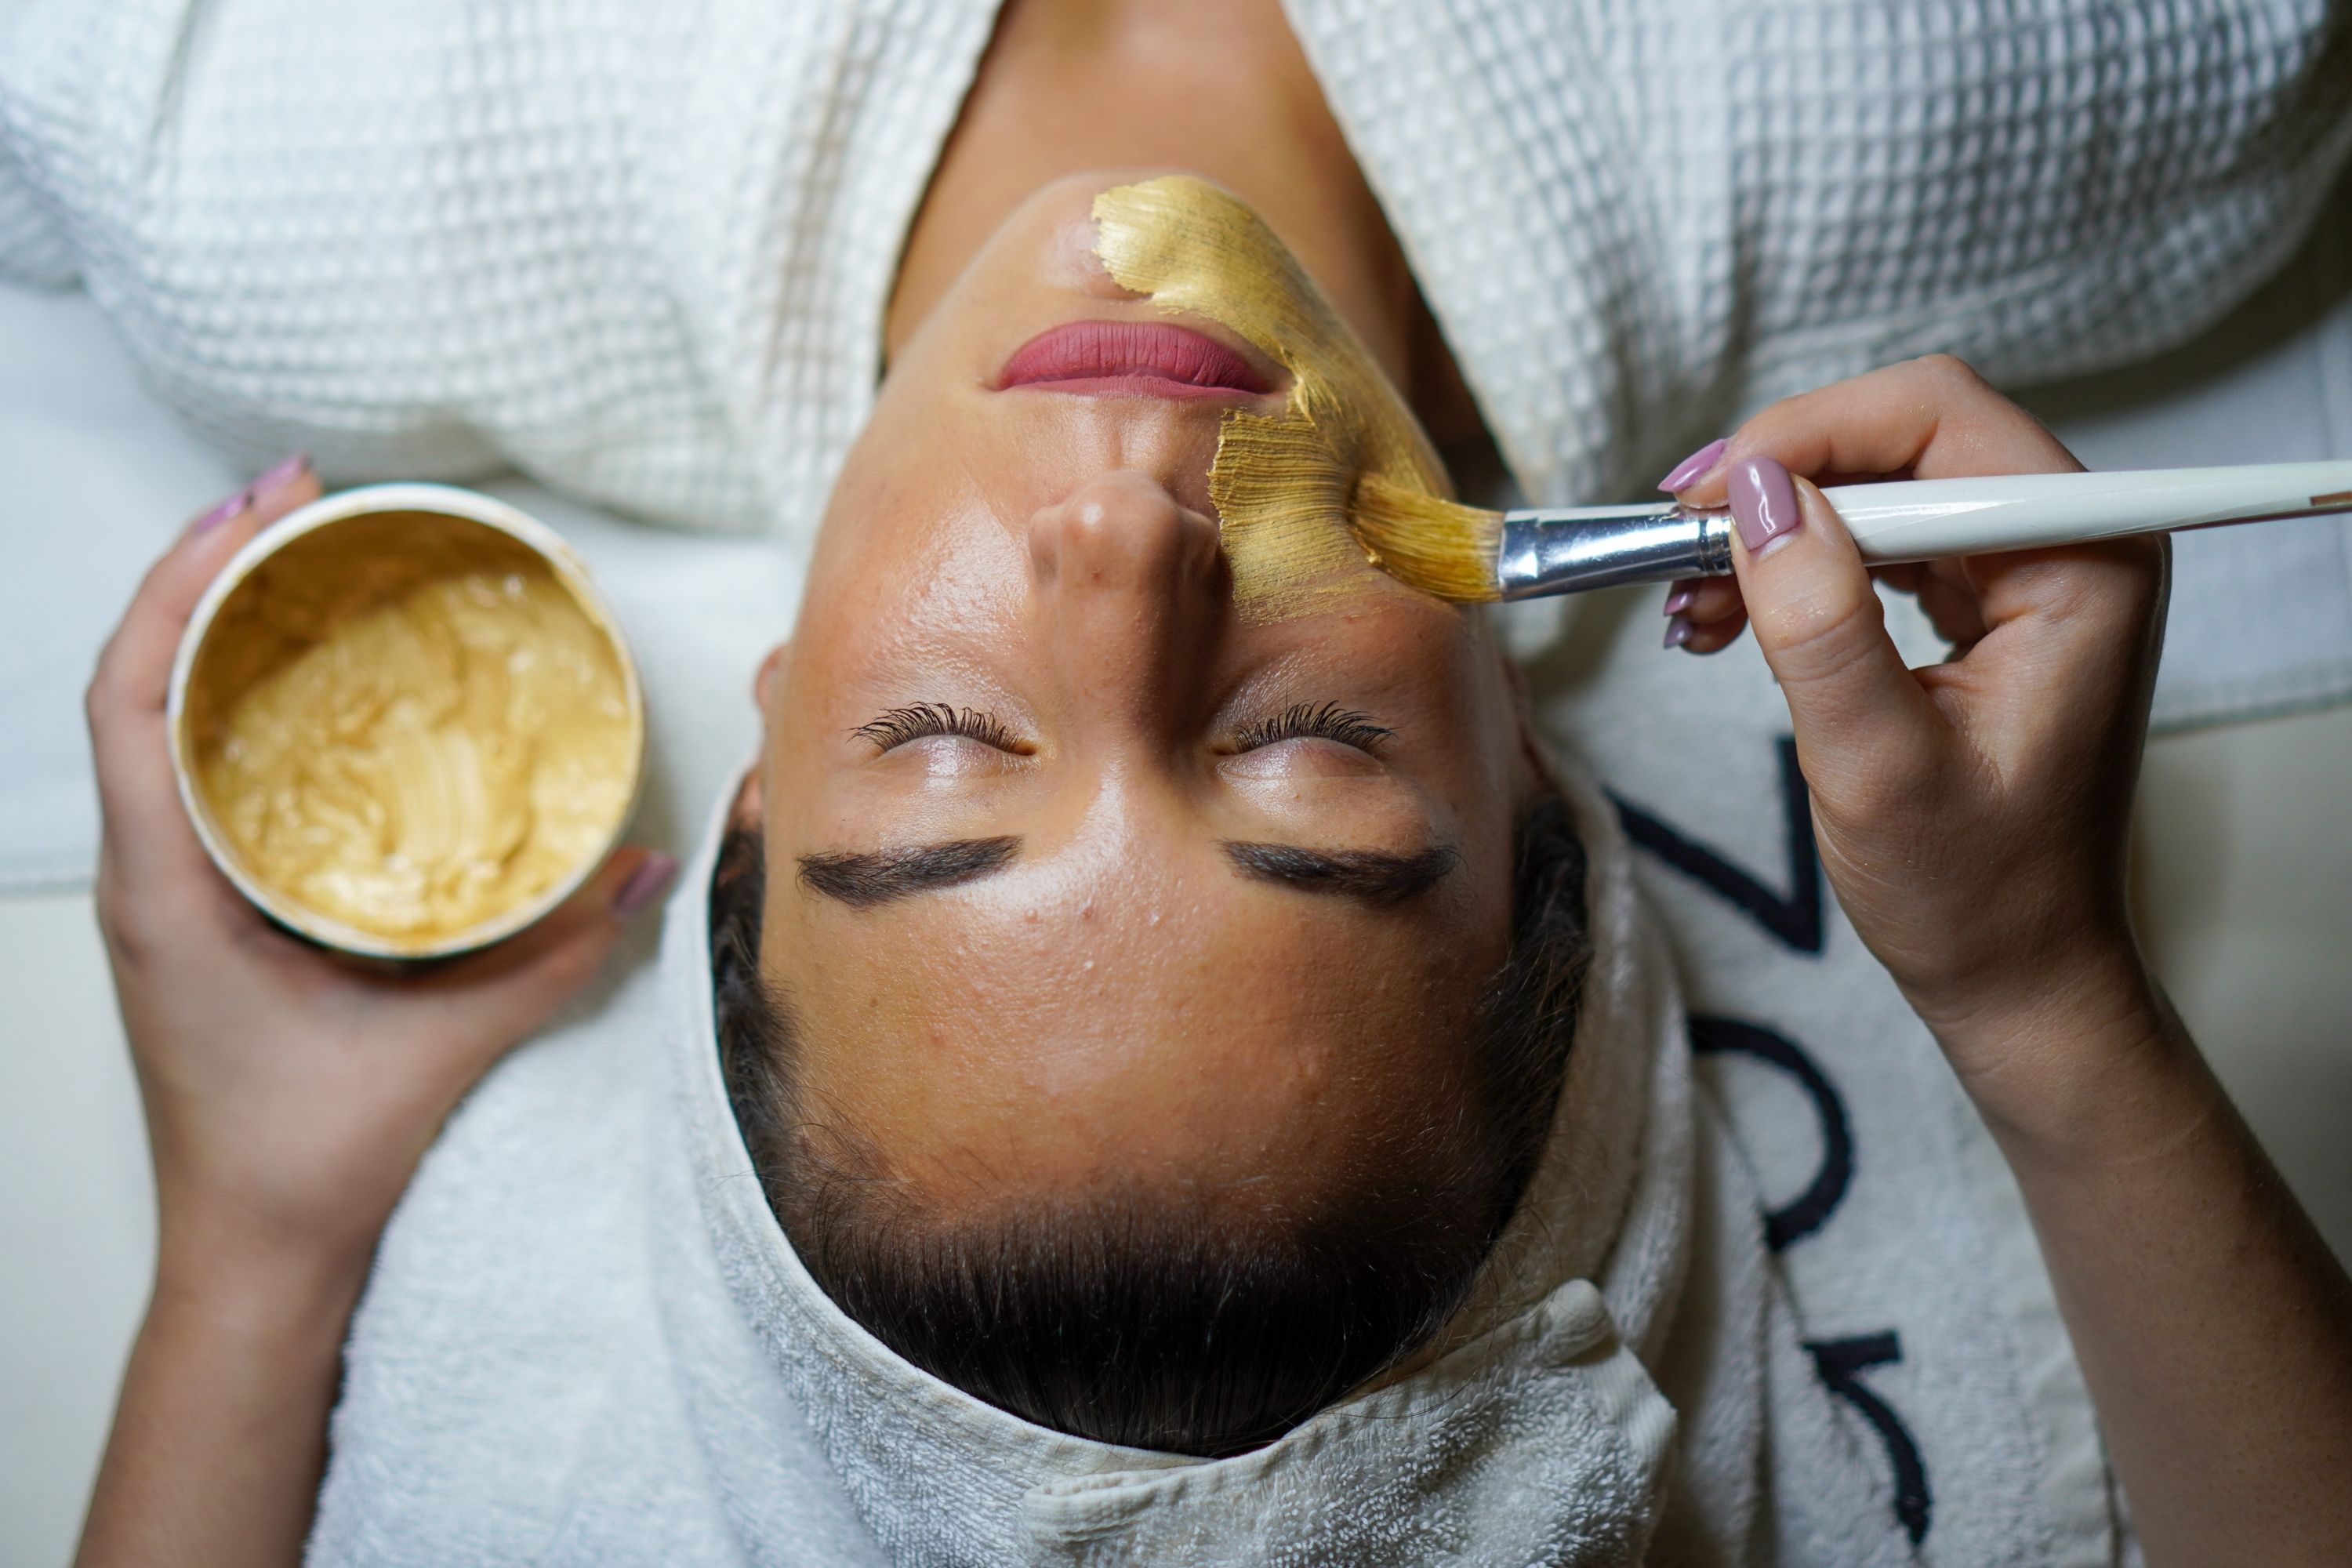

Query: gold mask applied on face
[[1091, 175, 1461, 620], [183, 514, 637, 949]]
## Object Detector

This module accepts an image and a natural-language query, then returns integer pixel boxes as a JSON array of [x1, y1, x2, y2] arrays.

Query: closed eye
[[1230, 702, 1395, 755], [852, 703, 1029, 754]]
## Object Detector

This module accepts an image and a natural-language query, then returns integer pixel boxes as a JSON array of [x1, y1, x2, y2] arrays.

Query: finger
[[1661, 575, 1748, 652], [1933, 537, 2169, 760], [1914, 561, 1992, 648], [413, 848, 680, 1059], [1662, 575, 1744, 626], [1675, 357, 2080, 511], [92, 456, 319, 735], [88, 457, 318, 887], [1726, 456, 1940, 770], [1670, 606, 1748, 655], [247, 453, 325, 519], [1871, 560, 1993, 649]]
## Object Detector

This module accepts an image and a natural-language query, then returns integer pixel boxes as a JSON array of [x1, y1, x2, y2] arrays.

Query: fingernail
[[252, 452, 311, 495], [1657, 437, 1727, 492], [1728, 454, 1801, 557], [1662, 615, 1695, 649], [613, 852, 679, 919], [1662, 582, 1697, 616], [187, 487, 253, 535]]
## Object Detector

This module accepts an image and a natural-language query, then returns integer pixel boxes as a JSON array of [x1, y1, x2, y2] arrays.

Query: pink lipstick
[[997, 320, 1272, 400]]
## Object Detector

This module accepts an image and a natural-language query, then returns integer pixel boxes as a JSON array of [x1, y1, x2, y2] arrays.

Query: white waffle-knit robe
[[5, 0, 2347, 544]]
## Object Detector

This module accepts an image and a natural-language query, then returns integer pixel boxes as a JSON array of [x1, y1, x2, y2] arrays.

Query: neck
[[885, 0, 1420, 388]]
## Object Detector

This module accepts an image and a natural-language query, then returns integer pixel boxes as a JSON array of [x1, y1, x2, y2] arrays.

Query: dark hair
[[711, 796, 1588, 1457]]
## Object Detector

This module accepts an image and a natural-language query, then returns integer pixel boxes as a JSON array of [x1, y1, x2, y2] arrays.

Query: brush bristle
[[1348, 474, 1504, 602]]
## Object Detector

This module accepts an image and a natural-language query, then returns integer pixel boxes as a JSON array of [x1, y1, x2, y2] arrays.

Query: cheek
[[788, 508, 1029, 706]]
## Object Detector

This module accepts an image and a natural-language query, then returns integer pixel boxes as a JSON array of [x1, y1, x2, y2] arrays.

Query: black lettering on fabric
[[1610, 737, 1822, 953], [1806, 1332, 1933, 1546], [1688, 1016, 1854, 1251]]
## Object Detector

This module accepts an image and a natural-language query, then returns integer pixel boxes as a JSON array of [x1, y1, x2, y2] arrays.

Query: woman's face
[[755, 172, 1540, 1210]]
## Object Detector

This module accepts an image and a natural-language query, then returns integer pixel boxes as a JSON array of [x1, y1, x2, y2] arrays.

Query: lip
[[997, 320, 1274, 401]]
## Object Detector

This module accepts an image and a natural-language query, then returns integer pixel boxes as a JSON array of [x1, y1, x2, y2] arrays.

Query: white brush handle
[[1820, 462, 2352, 562]]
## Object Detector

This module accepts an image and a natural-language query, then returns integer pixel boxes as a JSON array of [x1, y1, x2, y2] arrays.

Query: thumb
[[1727, 455, 1940, 779], [413, 846, 679, 1055]]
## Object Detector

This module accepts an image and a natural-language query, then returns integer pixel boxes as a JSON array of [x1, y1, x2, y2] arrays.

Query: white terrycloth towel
[[308, 753, 1966, 1565]]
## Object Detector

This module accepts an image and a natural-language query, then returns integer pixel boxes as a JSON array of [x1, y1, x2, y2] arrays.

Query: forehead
[[760, 847, 1501, 1192]]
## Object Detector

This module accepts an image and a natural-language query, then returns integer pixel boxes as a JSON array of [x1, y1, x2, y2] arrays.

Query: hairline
[[711, 793, 1588, 1454]]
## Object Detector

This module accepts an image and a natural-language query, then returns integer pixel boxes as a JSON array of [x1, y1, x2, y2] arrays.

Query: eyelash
[[852, 701, 1392, 755], [1232, 702, 1396, 754], [852, 703, 1026, 753]]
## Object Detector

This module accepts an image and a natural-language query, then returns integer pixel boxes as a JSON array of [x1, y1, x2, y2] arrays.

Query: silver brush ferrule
[[1494, 504, 1735, 600]]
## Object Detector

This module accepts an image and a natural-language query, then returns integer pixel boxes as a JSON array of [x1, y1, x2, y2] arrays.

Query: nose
[[1027, 469, 1225, 743]]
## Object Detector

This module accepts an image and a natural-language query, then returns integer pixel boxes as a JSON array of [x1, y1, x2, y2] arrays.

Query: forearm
[[74, 1226, 366, 1568], [1958, 975, 2352, 1567]]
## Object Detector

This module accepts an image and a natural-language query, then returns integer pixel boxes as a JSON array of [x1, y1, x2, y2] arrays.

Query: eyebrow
[[1220, 841, 1459, 906], [797, 837, 1022, 907], [795, 835, 1458, 910]]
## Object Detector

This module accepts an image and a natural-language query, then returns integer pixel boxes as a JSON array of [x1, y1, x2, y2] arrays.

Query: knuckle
[[1911, 352, 1986, 390], [83, 662, 119, 731], [84, 644, 150, 735], [93, 878, 159, 967]]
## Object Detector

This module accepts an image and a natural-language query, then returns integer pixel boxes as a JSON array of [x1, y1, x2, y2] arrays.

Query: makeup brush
[[1348, 462, 2352, 601]]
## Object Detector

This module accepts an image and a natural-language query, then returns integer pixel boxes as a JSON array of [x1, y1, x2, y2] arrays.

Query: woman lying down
[[45, 0, 2352, 1542], [70, 155, 2352, 1568]]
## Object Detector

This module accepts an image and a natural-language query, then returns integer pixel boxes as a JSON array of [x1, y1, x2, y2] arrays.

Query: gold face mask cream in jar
[[168, 484, 645, 960]]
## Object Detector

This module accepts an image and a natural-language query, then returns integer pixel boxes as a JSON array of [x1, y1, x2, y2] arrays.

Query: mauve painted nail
[[1661, 582, 1697, 616], [1662, 615, 1695, 649], [1728, 455, 1801, 556], [613, 852, 679, 918], [252, 452, 311, 494], [187, 488, 252, 535], [1657, 437, 1726, 492]]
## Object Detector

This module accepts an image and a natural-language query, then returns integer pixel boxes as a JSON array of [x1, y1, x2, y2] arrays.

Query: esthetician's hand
[[1652, 355, 2167, 1127], [1653, 361, 2352, 1568], [86, 460, 677, 1286]]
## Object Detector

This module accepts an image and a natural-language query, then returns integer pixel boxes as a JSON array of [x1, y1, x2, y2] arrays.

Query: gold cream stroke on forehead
[[1090, 175, 1459, 620]]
